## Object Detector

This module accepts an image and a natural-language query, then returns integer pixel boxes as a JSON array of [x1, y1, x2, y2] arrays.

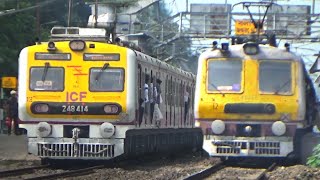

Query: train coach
[[18, 27, 202, 162], [194, 39, 319, 161]]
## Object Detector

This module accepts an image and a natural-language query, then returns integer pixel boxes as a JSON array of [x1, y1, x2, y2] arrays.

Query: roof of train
[[199, 43, 303, 62], [25, 39, 195, 81], [133, 50, 195, 80]]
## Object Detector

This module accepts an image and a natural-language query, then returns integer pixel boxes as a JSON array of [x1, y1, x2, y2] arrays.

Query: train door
[[180, 80, 184, 127], [137, 63, 142, 127], [165, 74, 168, 127], [170, 76, 173, 127]]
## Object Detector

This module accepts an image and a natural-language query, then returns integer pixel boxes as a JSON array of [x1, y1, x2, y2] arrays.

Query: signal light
[[212, 41, 218, 49], [221, 43, 229, 51], [284, 43, 290, 52], [47, 41, 56, 51]]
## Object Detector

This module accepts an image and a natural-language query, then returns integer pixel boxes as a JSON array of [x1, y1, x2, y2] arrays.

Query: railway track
[[0, 164, 104, 180], [0, 165, 49, 179], [24, 165, 104, 180], [183, 161, 277, 180]]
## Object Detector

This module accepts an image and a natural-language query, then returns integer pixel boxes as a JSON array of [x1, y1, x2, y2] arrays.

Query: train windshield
[[30, 67, 64, 91], [89, 68, 124, 91], [207, 60, 242, 92], [259, 61, 292, 95]]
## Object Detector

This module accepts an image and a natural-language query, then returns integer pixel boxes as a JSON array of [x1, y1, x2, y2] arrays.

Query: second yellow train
[[194, 39, 319, 161]]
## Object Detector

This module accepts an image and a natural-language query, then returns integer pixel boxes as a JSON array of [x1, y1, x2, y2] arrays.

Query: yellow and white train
[[18, 27, 202, 162], [194, 40, 319, 160]]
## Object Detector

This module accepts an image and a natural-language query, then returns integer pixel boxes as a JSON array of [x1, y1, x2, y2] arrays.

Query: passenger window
[[89, 68, 124, 91], [30, 67, 64, 91]]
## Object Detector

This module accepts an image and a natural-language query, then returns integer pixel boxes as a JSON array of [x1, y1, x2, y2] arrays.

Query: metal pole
[[186, 0, 188, 12], [95, 0, 98, 28], [67, 0, 72, 27], [16, 0, 19, 9], [312, 0, 315, 14], [36, 0, 40, 38]]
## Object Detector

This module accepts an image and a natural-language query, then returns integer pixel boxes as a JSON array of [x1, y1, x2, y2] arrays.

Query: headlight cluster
[[104, 104, 120, 114], [243, 43, 259, 55], [34, 103, 49, 113], [69, 40, 86, 51]]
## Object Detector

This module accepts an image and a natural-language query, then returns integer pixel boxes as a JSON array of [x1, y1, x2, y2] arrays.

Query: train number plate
[[62, 105, 89, 113]]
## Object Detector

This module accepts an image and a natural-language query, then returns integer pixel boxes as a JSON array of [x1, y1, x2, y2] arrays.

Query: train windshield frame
[[206, 59, 244, 93], [89, 67, 125, 92], [258, 60, 294, 95], [29, 67, 64, 91]]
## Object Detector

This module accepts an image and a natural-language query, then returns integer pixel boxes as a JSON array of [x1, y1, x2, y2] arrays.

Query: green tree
[[307, 144, 320, 167], [0, 0, 36, 76]]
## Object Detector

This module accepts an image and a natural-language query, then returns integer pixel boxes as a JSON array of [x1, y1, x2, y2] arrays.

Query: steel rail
[[183, 162, 225, 180], [255, 162, 277, 180], [23, 165, 104, 180], [0, 165, 49, 178]]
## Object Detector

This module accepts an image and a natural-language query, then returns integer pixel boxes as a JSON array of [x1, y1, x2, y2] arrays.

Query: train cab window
[[207, 60, 243, 92], [259, 61, 292, 95], [89, 68, 124, 91], [30, 67, 64, 91]]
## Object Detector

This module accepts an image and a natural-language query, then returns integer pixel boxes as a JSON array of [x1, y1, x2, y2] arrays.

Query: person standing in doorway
[[149, 77, 155, 125], [184, 88, 190, 125], [143, 75, 150, 126], [154, 79, 163, 127]]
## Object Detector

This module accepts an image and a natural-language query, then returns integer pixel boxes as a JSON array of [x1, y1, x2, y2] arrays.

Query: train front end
[[194, 42, 314, 158], [18, 27, 136, 160]]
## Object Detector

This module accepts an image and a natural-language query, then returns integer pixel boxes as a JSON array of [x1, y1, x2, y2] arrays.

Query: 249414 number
[[62, 105, 89, 113]]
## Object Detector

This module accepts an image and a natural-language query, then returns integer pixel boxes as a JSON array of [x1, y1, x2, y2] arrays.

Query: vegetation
[[307, 143, 320, 168], [0, 0, 92, 76], [0, 0, 195, 77]]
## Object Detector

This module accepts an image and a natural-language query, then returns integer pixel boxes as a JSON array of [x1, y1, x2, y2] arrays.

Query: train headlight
[[211, 120, 225, 134], [244, 126, 252, 134], [271, 121, 286, 136], [69, 40, 85, 51], [100, 122, 115, 138], [104, 104, 120, 114], [36, 122, 52, 137], [34, 103, 49, 113], [243, 43, 259, 55]]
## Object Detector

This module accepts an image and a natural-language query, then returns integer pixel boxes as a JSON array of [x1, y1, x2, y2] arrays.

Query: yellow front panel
[[198, 58, 299, 121], [25, 42, 128, 120]]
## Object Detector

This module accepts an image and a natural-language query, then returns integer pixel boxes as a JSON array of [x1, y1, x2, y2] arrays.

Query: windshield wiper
[[95, 63, 110, 81], [274, 78, 291, 95], [41, 62, 50, 81], [209, 82, 225, 96]]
